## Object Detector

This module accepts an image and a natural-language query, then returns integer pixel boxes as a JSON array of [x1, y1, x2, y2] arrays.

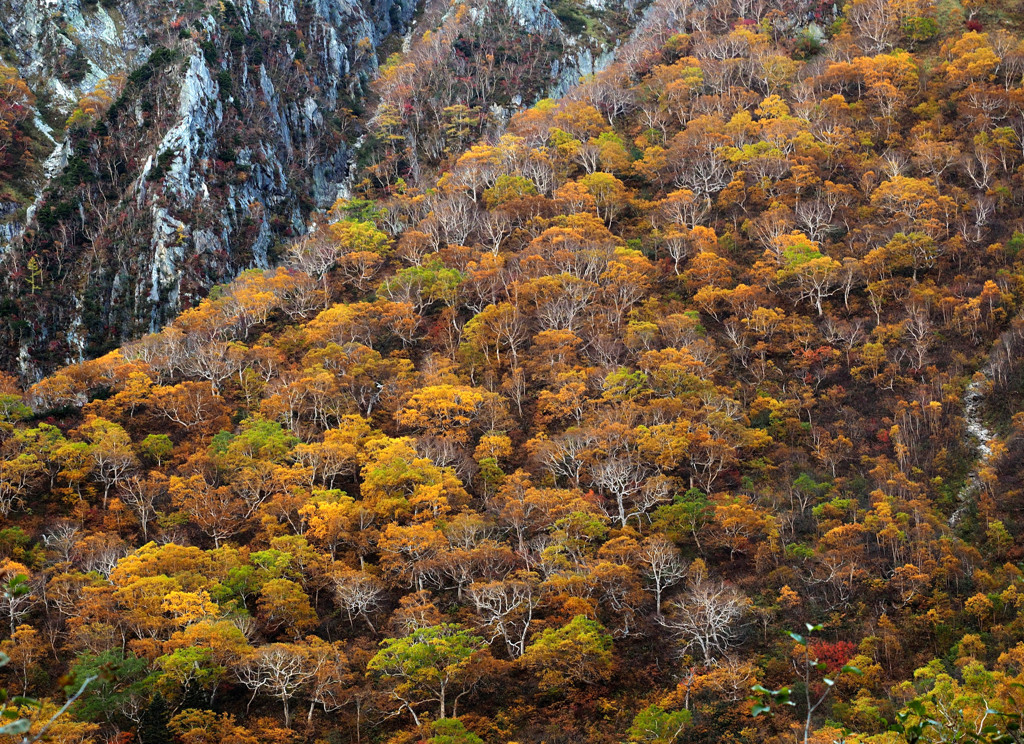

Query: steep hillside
[[0, 0, 650, 377], [0, 0, 415, 374], [3, 0, 1024, 743]]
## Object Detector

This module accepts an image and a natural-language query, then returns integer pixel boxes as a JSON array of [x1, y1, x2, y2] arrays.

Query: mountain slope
[[0, 0, 653, 378], [2, 1, 1024, 742], [1, 0, 418, 373]]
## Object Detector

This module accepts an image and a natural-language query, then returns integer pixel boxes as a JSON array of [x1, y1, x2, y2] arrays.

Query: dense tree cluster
[[3, 0, 1024, 741]]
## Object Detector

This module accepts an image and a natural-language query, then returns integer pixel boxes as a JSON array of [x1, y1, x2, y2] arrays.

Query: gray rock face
[[1, 0, 148, 105], [502, 0, 561, 33], [157, 54, 223, 202], [949, 375, 997, 527], [0, 0, 417, 371], [0, 0, 648, 374]]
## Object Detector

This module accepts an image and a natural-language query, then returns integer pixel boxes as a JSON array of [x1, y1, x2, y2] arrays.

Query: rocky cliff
[[0, 0, 648, 376], [1, 0, 416, 373]]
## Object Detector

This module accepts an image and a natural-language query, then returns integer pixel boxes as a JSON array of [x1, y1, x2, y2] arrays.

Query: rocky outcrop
[[501, 0, 562, 33], [1, 0, 149, 107], [0, 0, 653, 376], [950, 373, 997, 527], [0, 0, 417, 373]]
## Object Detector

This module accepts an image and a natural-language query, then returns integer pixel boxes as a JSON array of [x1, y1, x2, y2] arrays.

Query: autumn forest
[[3, 0, 1024, 742]]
